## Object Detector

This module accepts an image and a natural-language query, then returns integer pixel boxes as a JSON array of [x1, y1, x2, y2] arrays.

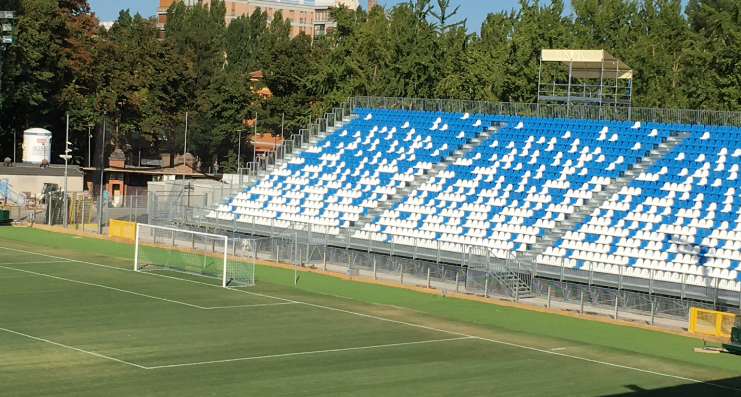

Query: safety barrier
[[109, 219, 136, 240]]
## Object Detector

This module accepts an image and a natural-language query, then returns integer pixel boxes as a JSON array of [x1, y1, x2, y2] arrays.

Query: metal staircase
[[205, 110, 358, 210], [519, 131, 690, 265], [0, 179, 27, 207], [353, 124, 501, 232]]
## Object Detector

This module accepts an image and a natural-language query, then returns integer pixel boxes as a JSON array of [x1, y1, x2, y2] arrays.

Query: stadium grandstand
[[203, 96, 741, 308]]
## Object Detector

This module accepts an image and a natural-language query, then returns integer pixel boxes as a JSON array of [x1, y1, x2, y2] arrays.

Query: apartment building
[[157, 0, 317, 37], [314, 0, 360, 38]]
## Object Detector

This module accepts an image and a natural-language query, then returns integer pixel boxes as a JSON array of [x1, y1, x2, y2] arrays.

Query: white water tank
[[22, 128, 53, 164]]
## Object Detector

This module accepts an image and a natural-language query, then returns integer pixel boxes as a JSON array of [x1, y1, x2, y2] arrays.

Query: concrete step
[[349, 124, 500, 236], [519, 130, 690, 264]]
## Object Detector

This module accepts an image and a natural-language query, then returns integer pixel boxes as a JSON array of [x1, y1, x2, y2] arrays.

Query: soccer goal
[[134, 224, 255, 287]]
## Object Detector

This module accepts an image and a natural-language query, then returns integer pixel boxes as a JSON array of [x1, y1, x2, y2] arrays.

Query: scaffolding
[[538, 49, 633, 107]]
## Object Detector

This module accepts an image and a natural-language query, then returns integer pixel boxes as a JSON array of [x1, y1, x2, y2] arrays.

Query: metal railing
[[534, 255, 741, 308], [0, 178, 27, 207], [27, 193, 148, 234], [152, 204, 741, 308], [351, 96, 741, 127], [146, 209, 741, 322]]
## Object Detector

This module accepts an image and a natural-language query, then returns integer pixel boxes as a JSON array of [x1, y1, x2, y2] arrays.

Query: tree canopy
[[1, 0, 739, 170]]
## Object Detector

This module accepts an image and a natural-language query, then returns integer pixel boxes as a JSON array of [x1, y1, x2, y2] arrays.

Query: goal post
[[134, 224, 255, 287]]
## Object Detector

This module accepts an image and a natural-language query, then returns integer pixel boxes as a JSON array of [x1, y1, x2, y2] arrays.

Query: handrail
[[351, 96, 741, 127], [0, 179, 27, 207]]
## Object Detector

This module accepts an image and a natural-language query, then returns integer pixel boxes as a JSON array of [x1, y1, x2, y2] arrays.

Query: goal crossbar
[[134, 224, 255, 287]]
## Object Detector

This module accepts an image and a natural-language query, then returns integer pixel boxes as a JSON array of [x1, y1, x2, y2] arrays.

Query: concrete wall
[[4, 175, 84, 197]]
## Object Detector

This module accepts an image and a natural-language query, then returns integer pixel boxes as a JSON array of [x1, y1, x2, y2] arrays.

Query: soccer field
[[2, 228, 741, 396]]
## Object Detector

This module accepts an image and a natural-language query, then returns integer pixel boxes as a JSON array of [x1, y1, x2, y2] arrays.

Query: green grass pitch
[[2, 227, 741, 396]]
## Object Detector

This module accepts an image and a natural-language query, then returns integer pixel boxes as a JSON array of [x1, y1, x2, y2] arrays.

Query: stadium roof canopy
[[541, 49, 633, 79]]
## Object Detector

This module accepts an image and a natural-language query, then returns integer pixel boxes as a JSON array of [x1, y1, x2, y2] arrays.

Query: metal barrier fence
[[143, 204, 741, 320], [150, 205, 741, 307], [534, 255, 741, 309], [27, 193, 148, 234], [351, 96, 741, 127]]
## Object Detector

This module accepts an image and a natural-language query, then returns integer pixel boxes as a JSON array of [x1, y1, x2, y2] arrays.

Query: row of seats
[[356, 116, 671, 256], [546, 128, 741, 289], [209, 109, 490, 232]]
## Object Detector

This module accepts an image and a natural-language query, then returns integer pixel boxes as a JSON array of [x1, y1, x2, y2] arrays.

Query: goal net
[[134, 224, 255, 287]]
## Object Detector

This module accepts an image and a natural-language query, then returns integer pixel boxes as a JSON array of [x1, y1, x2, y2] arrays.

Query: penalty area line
[[145, 337, 474, 370], [4, 246, 740, 391], [0, 265, 292, 311], [204, 302, 298, 309], [0, 260, 73, 265], [0, 327, 147, 369]]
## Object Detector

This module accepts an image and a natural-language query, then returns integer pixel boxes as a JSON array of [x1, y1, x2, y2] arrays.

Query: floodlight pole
[[97, 112, 106, 234], [63, 113, 70, 228], [0, 11, 15, 110], [253, 112, 257, 172], [182, 112, 188, 197], [87, 124, 93, 167], [12, 128, 15, 163], [236, 129, 242, 170]]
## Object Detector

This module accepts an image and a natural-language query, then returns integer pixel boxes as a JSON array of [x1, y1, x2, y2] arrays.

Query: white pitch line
[[0, 246, 294, 304], [551, 347, 566, 351], [145, 337, 474, 370], [0, 265, 207, 309], [0, 327, 147, 369], [204, 302, 297, 310], [3, 245, 741, 391], [0, 247, 129, 272], [0, 261, 72, 265], [0, 265, 294, 311]]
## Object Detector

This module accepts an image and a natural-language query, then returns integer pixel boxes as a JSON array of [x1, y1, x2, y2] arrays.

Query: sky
[[87, 0, 520, 33]]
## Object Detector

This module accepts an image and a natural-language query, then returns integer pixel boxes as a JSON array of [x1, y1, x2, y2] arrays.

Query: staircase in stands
[[519, 131, 691, 266]]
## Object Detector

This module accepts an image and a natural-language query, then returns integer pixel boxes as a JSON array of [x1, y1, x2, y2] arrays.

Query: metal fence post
[[81, 199, 86, 231], [614, 296, 619, 320], [580, 291, 585, 314], [650, 302, 655, 326], [547, 286, 551, 309], [455, 272, 459, 293], [399, 261, 404, 284], [426, 268, 431, 288], [277, 245, 280, 263], [484, 277, 488, 298], [323, 247, 327, 271], [373, 259, 377, 280]]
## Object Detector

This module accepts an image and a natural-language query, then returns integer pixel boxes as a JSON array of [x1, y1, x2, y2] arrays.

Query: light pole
[[182, 112, 188, 197], [253, 112, 257, 172], [12, 128, 15, 163], [62, 113, 71, 228], [236, 129, 242, 171], [0, 11, 15, 109], [87, 122, 94, 167], [97, 112, 106, 234]]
